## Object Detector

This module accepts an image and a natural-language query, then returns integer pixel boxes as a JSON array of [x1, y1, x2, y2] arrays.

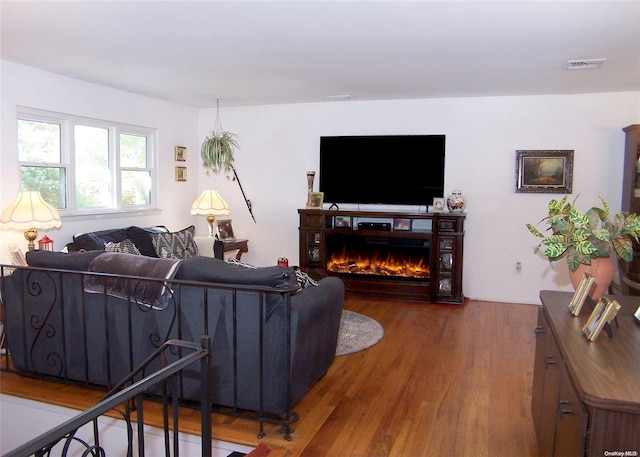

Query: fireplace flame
[[327, 250, 429, 279]]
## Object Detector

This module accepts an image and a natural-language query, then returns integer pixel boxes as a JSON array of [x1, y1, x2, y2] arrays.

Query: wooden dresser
[[533, 290, 640, 456]]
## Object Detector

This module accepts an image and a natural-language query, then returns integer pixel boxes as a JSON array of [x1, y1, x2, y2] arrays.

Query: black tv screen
[[319, 135, 445, 206]]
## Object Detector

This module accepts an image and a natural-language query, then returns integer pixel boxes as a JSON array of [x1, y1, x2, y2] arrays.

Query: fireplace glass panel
[[326, 234, 430, 280]]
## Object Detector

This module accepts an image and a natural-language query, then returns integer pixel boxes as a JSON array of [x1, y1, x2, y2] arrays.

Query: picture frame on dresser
[[583, 297, 621, 341], [569, 273, 594, 316]]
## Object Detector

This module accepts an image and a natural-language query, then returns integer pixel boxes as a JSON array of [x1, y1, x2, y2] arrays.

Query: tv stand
[[298, 209, 465, 304]]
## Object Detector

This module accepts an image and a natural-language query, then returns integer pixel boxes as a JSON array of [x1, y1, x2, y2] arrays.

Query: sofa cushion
[[151, 225, 198, 259], [73, 229, 128, 251], [176, 256, 298, 288], [84, 252, 181, 309], [105, 239, 142, 255], [124, 226, 161, 257], [26, 250, 105, 271]]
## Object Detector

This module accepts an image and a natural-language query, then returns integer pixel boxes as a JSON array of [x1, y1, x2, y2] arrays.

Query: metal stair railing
[[3, 336, 212, 457]]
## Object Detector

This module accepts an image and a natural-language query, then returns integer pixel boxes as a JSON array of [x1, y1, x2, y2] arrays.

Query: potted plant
[[527, 195, 640, 297], [200, 99, 239, 176], [201, 130, 238, 176]]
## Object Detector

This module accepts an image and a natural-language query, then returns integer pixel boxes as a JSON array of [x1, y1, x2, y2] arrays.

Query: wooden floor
[[1, 298, 540, 457]]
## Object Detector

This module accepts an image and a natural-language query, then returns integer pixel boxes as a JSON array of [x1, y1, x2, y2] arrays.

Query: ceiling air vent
[[565, 58, 607, 70]]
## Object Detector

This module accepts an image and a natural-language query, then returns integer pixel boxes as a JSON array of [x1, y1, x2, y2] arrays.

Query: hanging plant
[[201, 100, 239, 176]]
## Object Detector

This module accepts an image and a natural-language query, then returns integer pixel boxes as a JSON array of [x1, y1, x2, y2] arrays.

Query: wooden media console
[[298, 209, 465, 304]]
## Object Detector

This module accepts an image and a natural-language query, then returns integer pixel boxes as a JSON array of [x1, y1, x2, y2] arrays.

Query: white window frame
[[17, 107, 158, 216]]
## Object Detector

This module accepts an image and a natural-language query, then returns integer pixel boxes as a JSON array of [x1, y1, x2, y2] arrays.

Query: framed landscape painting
[[515, 150, 573, 194]]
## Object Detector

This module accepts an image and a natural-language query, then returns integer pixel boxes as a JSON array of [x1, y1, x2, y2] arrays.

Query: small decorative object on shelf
[[446, 190, 466, 212], [37, 235, 54, 251], [306, 171, 316, 193], [306, 191, 324, 209]]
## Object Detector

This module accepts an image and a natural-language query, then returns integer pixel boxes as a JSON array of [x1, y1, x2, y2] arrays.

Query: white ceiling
[[1, 1, 639, 108]]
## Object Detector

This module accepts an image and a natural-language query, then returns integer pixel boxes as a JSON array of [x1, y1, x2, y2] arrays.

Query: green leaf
[[526, 223, 544, 238]]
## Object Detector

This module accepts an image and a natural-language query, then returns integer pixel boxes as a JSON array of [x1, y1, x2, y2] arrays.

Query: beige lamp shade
[[1, 190, 62, 250], [190, 189, 230, 237]]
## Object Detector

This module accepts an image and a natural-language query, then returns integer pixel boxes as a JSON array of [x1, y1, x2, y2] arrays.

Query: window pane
[[120, 134, 147, 168], [20, 166, 67, 209], [18, 120, 61, 163], [75, 125, 110, 208], [121, 170, 151, 205]]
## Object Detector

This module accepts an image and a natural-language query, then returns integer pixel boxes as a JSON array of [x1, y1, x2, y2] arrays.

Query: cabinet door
[[531, 310, 548, 442], [436, 237, 455, 298], [553, 371, 588, 457], [537, 328, 563, 457]]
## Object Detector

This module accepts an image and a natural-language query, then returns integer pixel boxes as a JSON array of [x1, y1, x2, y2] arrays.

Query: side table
[[222, 239, 249, 260], [194, 236, 249, 260]]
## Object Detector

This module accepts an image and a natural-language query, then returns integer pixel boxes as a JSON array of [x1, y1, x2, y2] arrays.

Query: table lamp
[[190, 189, 230, 237], [1, 190, 62, 250]]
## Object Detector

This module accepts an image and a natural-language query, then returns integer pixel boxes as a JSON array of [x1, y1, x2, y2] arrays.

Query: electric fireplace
[[298, 209, 466, 304]]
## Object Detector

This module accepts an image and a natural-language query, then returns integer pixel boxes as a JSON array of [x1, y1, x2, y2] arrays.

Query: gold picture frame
[[175, 166, 187, 182], [515, 150, 574, 194], [569, 273, 594, 316], [432, 197, 445, 213], [583, 297, 621, 342], [175, 146, 187, 161], [306, 192, 324, 209]]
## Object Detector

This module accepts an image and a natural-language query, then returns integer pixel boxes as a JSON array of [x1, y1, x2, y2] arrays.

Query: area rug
[[336, 310, 384, 356]]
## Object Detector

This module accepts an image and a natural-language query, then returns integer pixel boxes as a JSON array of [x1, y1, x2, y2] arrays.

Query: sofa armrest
[[289, 276, 344, 404]]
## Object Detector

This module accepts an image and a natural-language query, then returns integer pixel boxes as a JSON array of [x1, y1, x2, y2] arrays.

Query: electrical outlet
[[516, 261, 522, 272]]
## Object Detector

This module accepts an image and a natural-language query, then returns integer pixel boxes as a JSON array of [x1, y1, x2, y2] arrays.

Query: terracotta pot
[[568, 257, 616, 300]]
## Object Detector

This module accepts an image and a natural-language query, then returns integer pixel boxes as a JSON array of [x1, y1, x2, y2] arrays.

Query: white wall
[[199, 94, 640, 304], [0, 60, 200, 259], [2, 61, 639, 304]]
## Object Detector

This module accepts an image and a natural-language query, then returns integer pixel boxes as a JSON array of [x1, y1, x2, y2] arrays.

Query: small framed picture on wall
[[175, 146, 187, 161], [175, 166, 187, 181]]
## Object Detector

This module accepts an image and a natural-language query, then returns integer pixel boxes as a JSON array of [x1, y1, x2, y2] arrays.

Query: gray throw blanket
[[84, 252, 181, 309]]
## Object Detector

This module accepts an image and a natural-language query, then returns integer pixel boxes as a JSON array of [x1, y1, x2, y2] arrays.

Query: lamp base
[[24, 228, 38, 251], [207, 215, 216, 237]]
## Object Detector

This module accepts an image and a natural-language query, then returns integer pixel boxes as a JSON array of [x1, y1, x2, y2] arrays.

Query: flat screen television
[[319, 135, 445, 206]]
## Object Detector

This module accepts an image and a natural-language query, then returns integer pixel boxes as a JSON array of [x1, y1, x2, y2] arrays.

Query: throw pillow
[[124, 226, 161, 257], [73, 229, 128, 251], [151, 225, 198, 259], [105, 239, 142, 255]]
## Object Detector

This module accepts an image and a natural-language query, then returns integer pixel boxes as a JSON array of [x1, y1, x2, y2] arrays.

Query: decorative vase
[[446, 190, 466, 212], [306, 171, 316, 194], [568, 257, 615, 300]]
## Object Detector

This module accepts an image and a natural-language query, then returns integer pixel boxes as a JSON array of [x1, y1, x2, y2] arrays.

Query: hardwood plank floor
[[0, 298, 540, 456]]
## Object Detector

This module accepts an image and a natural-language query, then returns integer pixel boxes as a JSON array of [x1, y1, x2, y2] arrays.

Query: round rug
[[336, 310, 384, 356]]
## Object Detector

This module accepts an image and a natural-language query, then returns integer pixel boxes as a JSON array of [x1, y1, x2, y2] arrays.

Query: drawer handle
[[534, 326, 544, 335], [545, 356, 556, 367], [559, 401, 572, 418]]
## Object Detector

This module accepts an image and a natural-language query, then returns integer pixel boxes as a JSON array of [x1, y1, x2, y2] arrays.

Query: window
[[18, 108, 156, 214]]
